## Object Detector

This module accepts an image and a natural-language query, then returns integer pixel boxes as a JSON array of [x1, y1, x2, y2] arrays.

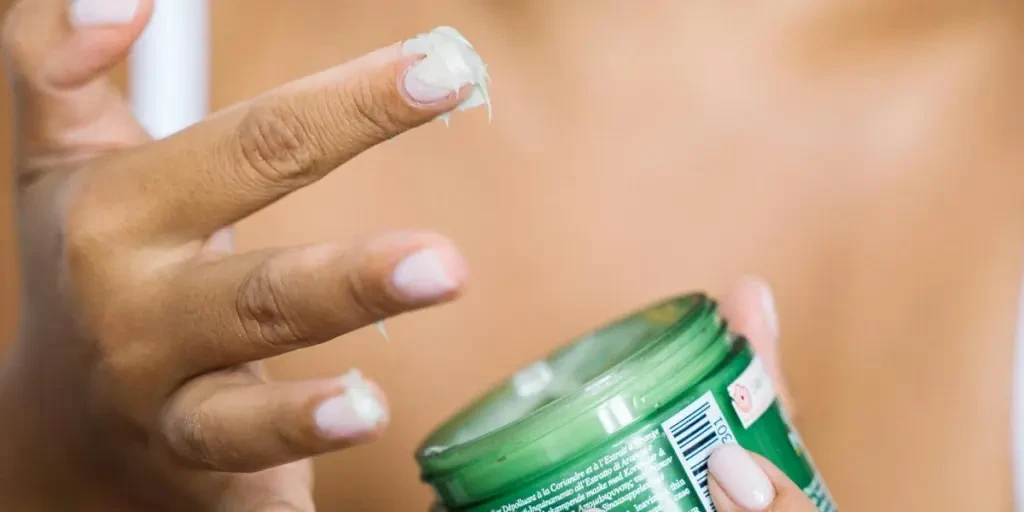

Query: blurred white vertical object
[[129, 0, 210, 138], [1015, 274, 1024, 511]]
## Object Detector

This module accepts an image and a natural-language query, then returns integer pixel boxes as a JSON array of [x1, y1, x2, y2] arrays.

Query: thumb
[[2, 0, 153, 168], [708, 444, 818, 512]]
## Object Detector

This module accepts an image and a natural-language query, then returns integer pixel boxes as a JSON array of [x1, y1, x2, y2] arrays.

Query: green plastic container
[[417, 293, 838, 512]]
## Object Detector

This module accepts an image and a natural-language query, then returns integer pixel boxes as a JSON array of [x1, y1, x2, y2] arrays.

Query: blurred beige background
[[3, 1, 1024, 510]]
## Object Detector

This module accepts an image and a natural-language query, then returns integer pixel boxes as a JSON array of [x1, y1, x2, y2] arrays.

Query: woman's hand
[[581, 280, 822, 512], [707, 279, 819, 512], [0, 0, 482, 509]]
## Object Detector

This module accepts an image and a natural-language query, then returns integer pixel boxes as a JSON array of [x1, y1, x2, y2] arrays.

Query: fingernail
[[709, 445, 776, 511], [401, 26, 491, 118], [757, 281, 779, 339], [402, 65, 460, 104], [69, 0, 139, 26], [391, 248, 458, 301], [314, 370, 387, 439]]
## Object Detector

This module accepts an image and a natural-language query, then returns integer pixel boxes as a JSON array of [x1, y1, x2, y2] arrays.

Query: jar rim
[[416, 292, 734, 508]]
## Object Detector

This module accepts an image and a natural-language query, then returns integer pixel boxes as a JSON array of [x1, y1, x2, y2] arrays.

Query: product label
[[659, 391, 735, 511], [461, 350, 839, 512], [803, 472, 839, 512], [726, 356, 776, 429]]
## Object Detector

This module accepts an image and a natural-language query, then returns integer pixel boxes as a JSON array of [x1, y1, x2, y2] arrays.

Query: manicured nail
[[69, 0, 139, 26], [391, 248, 458, 301], [757, 281, 779, 339], [314, 370, 387, 439], [402, 26, 492, 121], [402, 65, 460, 104], [709, 445, 776, 511]]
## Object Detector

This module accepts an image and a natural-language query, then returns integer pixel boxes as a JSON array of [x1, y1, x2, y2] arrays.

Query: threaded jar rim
[[416, 292, 736, 508]]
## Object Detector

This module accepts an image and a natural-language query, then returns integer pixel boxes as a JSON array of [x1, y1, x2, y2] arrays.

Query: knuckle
[[272, 421, 319, 462], [163, 405, 264, 472], [236, 99, 320, 187], [62, 190, 119, 264], [235, 260, 306, 348], [342, 75, 410, 143], [165, 408, 217, 467], [62, 213, 98, 261], [344, 261, 396, 321]]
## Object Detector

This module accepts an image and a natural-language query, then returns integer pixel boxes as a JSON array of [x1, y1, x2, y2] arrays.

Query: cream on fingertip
[[314, 370, 387, 440], [401, 26, 492, 124]]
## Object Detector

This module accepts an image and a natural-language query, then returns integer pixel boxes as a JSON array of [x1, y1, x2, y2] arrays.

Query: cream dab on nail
[[376, 320, 389, 341], [402, 26, 492, 125], [339, 369, 387, 425]]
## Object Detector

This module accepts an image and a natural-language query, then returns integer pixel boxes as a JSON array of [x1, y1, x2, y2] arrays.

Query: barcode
[[660, 391, 736, 512]]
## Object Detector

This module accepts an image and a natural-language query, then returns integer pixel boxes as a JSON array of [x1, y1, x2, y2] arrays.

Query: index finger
[[98, 26, 490, 241]]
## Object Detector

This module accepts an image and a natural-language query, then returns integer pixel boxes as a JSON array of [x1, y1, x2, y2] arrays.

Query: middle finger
[[161, 231, 466, 375]]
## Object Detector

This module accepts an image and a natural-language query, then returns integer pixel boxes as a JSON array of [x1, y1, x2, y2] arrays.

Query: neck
[[776, 0, 1021, 56]]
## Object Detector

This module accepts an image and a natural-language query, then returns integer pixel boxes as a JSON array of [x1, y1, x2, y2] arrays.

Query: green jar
[[417, 293, 838, 512]]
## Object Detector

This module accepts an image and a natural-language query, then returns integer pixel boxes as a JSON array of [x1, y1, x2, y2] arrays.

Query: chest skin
[[204, 1, 1024, 510]]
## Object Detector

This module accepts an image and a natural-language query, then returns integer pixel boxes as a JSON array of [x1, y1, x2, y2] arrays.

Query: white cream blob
[[339, 369, 386, 424], [402, 25, 492, 125]]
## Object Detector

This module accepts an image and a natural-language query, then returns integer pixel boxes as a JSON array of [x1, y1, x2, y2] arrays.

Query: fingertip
[[313, 369, 390, 442], [748, 277, 779, 339], [398, 26, 492, 118], [709, 444, 776, 511], [386, 235, 468, 304], [721, 276, 799, 415], [163, 373, 394, 472], [719, 275, 778, 343], [47, 0, 155, 87], [68, 0, 154, 29]]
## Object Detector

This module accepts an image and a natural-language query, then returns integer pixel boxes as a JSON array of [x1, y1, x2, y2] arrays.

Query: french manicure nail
[[391, 248, 458, 301], [69, 0, 139, 27], [314, 370, 387, 440], [709, 444, 776, 511], [401, 26, 491, 119]]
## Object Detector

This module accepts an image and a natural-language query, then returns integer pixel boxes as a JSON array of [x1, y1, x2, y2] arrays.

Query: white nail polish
[[709, 444, 776, 510], [391, 248, 457, 301], [758, 281, 779, 339], [402, 25, 492, 123], [314, 370, 387, 440], [69, 0, 139, 27]]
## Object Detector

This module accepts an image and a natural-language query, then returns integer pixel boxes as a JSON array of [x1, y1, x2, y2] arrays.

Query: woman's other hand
[[0, 0, 480, 509], [709, 279, 819, 512], [580, 280, 823, 512]]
